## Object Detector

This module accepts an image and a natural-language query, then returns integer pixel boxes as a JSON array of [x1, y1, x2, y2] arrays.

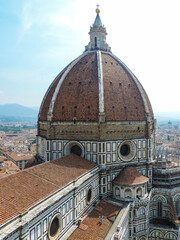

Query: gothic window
[[47, 141, 50, 150], [165, 232, 177, 239], [138, 207, 145, 216], [150, 230, 164, 239], [157, 201, 162, 217], [95, 37, 97, 48]]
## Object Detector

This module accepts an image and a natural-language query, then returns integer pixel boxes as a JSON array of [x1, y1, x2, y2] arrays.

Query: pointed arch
[[157, 200, 162, 217]]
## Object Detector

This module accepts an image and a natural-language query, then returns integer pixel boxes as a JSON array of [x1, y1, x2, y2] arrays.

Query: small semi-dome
[[113, 167, 149, 186]]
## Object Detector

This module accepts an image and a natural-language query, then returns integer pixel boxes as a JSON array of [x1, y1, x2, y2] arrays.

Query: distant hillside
[[0, 104, 38, 122]]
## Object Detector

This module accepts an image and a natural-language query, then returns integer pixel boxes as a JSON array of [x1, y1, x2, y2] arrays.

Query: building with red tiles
[[1, 6, 180, 240]]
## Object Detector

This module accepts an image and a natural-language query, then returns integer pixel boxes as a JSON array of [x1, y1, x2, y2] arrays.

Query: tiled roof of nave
[[0, 154, 97, 226]]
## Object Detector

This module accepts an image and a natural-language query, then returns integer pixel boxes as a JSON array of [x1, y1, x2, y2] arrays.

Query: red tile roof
[[0, 154, 97, 226], [113, 167, 149, 186], [38, 51, 153, 122], [68, 200, 121, 240], [9, 153, 34, 162]]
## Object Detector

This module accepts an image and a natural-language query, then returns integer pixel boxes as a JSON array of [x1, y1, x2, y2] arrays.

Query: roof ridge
[[25, 170, 60, 188]]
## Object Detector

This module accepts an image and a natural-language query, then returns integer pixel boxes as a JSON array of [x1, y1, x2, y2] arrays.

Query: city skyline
[[0, 0, 180, 112]]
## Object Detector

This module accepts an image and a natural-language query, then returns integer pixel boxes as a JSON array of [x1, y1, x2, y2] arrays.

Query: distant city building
[[0, 7, 180, 240]]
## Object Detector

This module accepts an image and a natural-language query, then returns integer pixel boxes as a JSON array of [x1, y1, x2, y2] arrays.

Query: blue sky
[[1, 0, 180, 112]]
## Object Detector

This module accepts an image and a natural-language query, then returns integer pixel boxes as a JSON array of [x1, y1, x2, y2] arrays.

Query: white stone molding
[[47, 52, 88, 121], [97, 50, 104, 113], [108, 52, 151, 120]]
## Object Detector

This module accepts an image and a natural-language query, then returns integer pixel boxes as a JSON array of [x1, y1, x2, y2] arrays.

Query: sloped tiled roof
[[39, 51, 153, 122], [0, 154, 97, 226], [113, 167, 149, 186], [68, 200, 121, 240]]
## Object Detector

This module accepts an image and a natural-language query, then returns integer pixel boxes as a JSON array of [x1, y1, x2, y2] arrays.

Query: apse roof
[[113, 167, 149, 186], [68, 200, 121, 240]]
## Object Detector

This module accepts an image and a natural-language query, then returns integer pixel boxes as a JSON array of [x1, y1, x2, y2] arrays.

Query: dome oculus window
[[120, 144, 130, 156], [48, 214, 61, 240], [119, 141, 136, 162], [87, 187, 93, 204]]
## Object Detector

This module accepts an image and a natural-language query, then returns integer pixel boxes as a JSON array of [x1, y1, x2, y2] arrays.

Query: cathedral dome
[[39, 50, 153, 122], [38, 7, 155, 143]]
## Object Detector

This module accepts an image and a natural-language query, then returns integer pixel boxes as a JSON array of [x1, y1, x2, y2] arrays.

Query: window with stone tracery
[[138, 207, 145, 216], [157, 201, 162, 217]]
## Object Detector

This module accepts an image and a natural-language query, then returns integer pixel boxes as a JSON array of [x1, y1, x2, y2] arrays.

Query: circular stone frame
[[86, 187, 93, 205], [64, 141, 84, 157], [48, 213, 62, 240], [118, 140, 136, 162]]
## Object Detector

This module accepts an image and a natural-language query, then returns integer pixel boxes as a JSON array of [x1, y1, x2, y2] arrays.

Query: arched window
[[158, 201, 162, 217], [125, 188, 132, 198], [150, 230, 164, 238], [138, 207, 145, 216], [115, 187, 120, 196], [95, 37, 97, 48], [136, 187, 142, 198], [165, 232, 177, 239]]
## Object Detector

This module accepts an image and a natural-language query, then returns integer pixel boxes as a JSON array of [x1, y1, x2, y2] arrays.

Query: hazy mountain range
[[0, 104, 180, 122], [0, 104, 38, 122]]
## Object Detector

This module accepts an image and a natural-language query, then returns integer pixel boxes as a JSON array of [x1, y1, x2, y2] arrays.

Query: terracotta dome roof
[[38, 9, 153, 123], [38, 51, 153, 122], [113, 167, 149, 186]]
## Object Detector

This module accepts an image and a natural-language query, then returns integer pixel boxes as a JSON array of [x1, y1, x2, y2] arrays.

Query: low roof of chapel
[[68, 200, 121, 240], [113, 167, 149, 186], [0, 154, 97, 226]]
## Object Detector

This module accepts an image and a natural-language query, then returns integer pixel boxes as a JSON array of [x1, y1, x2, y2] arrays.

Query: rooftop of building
[[8, 152, 35, 162], [38, 7, 153, 124], [0, 154, 97, 226], [113, 166, 149, 186], [68, 200, 121, 240]]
